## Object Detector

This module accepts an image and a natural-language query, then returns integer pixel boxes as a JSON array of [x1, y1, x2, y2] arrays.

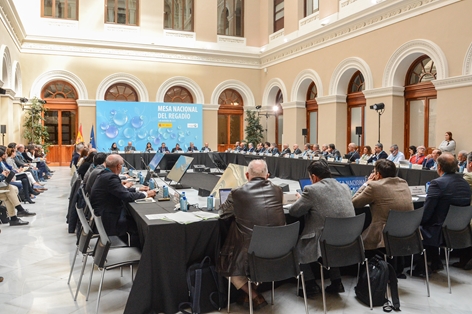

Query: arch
[[0, 45, 12, 88], [329, 57, 373, 95], [383, 39, 448, 87], [12, 61, 22, 95], [211, 79, 254, 108], [262, 78, 288, 107], [291, 69, 323, 102], [463, 42, 472, 75], [157, 76, 204, 104], [30, 69, 88, 99], [97, 73, 148, 102]]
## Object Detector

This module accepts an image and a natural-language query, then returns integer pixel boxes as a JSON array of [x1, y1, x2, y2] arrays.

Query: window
[[164, 86, 194, 103], [164, 0, 193, 31], [304, 0, 319, 17], [218, 89, 244, 151], [217, 0, 244, 37], [43, 81, 78, 99], [347, 71, 365, 149], [404, 55, 437, 155], [275, 90, 283, 147], [42, 0, 78, 20], [306, 82, 318, 144], [105, 0, 139, 25], [105, 83, 139, 101], [274, 0, 284, 32]]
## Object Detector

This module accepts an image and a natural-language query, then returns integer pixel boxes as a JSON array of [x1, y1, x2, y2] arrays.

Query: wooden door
[[44, 109, 77, 166]]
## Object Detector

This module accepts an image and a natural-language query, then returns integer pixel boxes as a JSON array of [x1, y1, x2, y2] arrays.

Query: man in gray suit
[[289, 159, 354, 296]]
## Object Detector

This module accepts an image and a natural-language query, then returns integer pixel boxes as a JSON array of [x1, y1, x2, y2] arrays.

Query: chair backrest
[[442, 205, 472, 250], [383, 208, 424, 257], [76, 203, 94, 254], [383, 207, 424, 238], [248, 222, 300, 258], [92, 216, 111, 269], [443, 205, 472, 231], [319, 214, 366, 268]]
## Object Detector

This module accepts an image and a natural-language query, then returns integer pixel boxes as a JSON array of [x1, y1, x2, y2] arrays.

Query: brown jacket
[[217, 177, 285, 277], [352, 177, 413, 250]]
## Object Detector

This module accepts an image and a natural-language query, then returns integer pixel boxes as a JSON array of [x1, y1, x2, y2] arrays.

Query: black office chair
[[85, 216, 141, 314], [319, 213, 371, 314], [383, 207, 430, 297], [228, 221, 308, 314], [442, 205, 472, 293]]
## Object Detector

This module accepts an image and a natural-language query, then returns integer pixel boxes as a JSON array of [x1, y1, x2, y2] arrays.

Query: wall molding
[[363, 86, 405, 99], [432, 75, 472, 91], [30, 69, 88, 99], [96, 73, 148, 102], [316, 94, 346, 105]]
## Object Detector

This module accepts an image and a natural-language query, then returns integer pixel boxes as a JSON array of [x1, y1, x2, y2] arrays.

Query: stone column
[[281, 101, 306, 146]]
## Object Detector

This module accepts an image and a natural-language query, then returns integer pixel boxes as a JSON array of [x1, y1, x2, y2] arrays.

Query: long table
[[118, 152, 216, 170], [124, 200, 220, 314]]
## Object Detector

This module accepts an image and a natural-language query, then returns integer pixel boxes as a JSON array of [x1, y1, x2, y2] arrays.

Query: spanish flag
[[76, 124, 84, 144]]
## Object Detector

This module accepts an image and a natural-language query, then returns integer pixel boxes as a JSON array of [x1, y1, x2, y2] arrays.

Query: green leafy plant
[[244, 110, 264, 145], [22, 97, 50, 152]]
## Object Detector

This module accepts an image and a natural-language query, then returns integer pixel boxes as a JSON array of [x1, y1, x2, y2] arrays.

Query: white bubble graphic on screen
[[106, 125, 119, 138], [131, 116, 144, 129], [153, 138, 161, 145], [137, 129, 147, 139], [100, 122, 109, 131], [118, 139, 125, 146], [123, 127, 133, 139], [113, 112, 128, 126]]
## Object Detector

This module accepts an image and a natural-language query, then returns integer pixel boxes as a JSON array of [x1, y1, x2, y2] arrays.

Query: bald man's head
[[246, 159, 269, 181], [106, 154, 123, 174]]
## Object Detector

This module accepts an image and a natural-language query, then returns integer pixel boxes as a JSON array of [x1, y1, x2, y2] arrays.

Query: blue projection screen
[[96, 101, 203, 152]]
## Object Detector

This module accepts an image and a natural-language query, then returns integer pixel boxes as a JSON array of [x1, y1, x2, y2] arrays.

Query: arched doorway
[[164, 85, 194, 103], [306, 81, 318, 144], [347, 71, 365, 150], [404, 55, 437, 156], [42, 80, 78, 166], [218, 88, 243, 151]]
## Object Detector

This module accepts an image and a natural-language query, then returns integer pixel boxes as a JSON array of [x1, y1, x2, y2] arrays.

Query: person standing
[[438, 131, 456, 156]]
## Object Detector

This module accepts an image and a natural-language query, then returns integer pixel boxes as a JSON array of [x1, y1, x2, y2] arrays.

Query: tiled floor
[[1, 167, 472, 313]]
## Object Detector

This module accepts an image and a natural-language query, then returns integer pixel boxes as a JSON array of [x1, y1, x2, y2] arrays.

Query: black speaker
[[355, 126, 362, 135], [0, 125, 5, 134], [278, 183, 289, 192], [302, 129, 308, 136]]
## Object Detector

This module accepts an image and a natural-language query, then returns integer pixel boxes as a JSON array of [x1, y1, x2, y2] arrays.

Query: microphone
[[121, 156, 136, 172], [102, 147, 108, 153], [141, 157, 153, 174]]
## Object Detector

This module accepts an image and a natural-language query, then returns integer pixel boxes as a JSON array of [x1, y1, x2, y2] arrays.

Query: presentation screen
[[96, 101, 203, 152], [167, 155, 194, 184]]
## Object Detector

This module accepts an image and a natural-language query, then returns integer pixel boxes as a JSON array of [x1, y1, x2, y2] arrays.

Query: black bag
[[0, 204, 9, 224], [179, 256, 223, 314], [355, 255, 400, 311]]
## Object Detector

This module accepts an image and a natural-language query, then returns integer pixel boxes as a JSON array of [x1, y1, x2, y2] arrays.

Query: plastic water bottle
[[181, 191, 186, 200], [180, 197, 188, 212], [149, 178, 155, 190], [163, 185, 169, 198], [138, 172, 144, 184], [425, 182, 430, 193], [207, 195, 214, 211]]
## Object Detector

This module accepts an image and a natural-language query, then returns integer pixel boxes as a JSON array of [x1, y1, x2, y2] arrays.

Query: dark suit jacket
[[421, 173, 472, 246], [271, 147, 280, 155], [187, 146, 198, 152], [422, 158, 435, 169], [171, 148, 182, 153], [367, 151, 388, 163], [158, 147, 169, 153], [90, 169, 146, 236], [124, 146, 136, 152], [345, 151, 360, 162], [218, 178, 285, 276], [293, 148, 302, 155], [281, 148, 291, 156]]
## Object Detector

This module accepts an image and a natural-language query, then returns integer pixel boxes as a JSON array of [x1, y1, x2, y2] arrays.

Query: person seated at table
[[409, 145, 426, 165], [145, 142, 154, 152], [239, 142, 248, 152], [387, 144, 405, 162], [260, 142, 270, 153], [270, 143, 280, 155], [352, 160, 413, 254], [289, 159, 354, 296], [301, 143, 312, 157], [423, 149, 441, 170], [158, 142, 170, 154], [90, 154, 156, 244], [326, 143, 341, 160], [200, 143, 211, 152], [187, 142, 198, 152], [280, 144, 291, 156], [320, 144, 329, 157], [83, 152, 107, 195], [359, 145, 372, 161], [76, 147, 89, 168], [367, 143, 388, 164], [70, 143, 84, 168], [415, 153, 471, 276], [124, 142, 136, 153], [292, 144, 302, 155], [171, 143, 183, 153], [344, 143, 360, 162], [312, 144, 321, 156], [110, 142, 119, 152], [457, 150, 468, 171], [233, 141, 241, 152], [218, 159, 285, 309], [247, 143, 255, 153]]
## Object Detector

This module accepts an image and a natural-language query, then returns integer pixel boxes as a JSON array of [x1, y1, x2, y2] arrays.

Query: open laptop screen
[[148, 152, 165, 171], [298, 178, 311, 191], [219, 188, 232, 205]]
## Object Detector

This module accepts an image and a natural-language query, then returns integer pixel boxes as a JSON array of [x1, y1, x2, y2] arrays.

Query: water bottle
[[180, 196, 188, 212], [207, 195, 214, 211], [163, 185, 169, 198], [425, 182, 430, 193], [139, 172, 144, 184], [149, 178, 155, 190], [460, 165, 465, 173], [181, 191, 186, 199]]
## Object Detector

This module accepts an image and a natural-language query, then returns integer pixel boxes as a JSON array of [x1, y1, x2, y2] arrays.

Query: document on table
[[145, 213, 169, 220], [192, 211, 220, 220], [164, 212, 203, 224]]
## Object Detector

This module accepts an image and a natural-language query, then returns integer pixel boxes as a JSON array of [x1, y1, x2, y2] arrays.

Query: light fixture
[[20, 97, 28, 103], [273, 105, 279, 112], [255, 105, 262, 110], [369, 103, 385, 111]]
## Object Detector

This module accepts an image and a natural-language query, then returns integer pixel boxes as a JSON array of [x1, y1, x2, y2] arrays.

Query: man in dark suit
[[187, 142, 198, 152], [292, 144, 302, 155], [422, 149, 441, 170], [247, 143, 255, 153], [90, 154, 156, 241], [158, 143, 170, 154], [280, 144, 291, 156], [200, 143, 211, 152], [218, 160, 285, 309], [344, 143, 360, 162], [416, 153, 471, 275], [124, 141, 136, 152], [270, 143, 280, 155], [367, 143, 388, 163]]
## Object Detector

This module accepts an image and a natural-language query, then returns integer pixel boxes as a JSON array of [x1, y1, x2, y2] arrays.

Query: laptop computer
[[298, 178, 311, 191], [219, 188, 232, 205], [0, 171, 16, 188]]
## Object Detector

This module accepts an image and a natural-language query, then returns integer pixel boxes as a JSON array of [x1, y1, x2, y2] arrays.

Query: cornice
[[316, 95, 346, 105], [0, 0, 25, 50], [77, 100, 96, 107], [281, 101, 305, 110], [202, 104, 220, 111], [363, 86, 405, 99], [432, 75, 472, 91]]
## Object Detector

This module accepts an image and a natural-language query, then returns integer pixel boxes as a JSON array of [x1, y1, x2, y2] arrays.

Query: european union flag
[[90, 125, 96, 149]]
